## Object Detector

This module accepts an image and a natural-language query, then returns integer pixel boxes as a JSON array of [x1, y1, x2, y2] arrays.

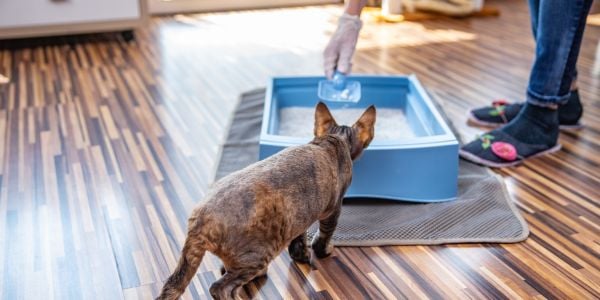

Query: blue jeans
[[527, 0, 593, 107]]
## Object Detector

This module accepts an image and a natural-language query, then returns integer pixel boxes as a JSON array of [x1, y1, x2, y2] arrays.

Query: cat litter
[[278, 107, 416, 140]]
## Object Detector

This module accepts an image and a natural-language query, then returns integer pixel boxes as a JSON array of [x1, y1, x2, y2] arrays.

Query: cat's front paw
[[311, 237, 334, 258], [289, 241, 311, 263]]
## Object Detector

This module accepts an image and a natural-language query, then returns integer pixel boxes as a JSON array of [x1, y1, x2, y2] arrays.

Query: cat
[[156, 102, 376, 300]]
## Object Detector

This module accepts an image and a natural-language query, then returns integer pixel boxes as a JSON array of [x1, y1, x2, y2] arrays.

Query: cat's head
[[314, 102, 376, 160]]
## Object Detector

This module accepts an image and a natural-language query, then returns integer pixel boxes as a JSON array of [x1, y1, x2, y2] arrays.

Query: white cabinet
[[0, 0, 146, 39], [149, 0, 338, 15]]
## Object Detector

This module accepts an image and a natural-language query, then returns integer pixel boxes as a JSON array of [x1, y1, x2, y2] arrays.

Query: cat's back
[[200, 143, 342, 210], [212, 143, 335, 191]]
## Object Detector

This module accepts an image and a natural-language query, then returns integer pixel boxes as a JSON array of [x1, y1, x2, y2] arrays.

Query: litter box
[[258, 75, 459, 202]]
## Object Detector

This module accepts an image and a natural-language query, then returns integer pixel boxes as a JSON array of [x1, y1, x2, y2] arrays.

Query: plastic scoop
[[318, 71, 361, 103]]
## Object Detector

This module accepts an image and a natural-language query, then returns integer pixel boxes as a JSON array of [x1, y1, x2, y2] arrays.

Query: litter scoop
[[318, 71, 361, 103]]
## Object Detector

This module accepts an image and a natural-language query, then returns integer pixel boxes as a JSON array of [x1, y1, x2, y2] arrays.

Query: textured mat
[[215, 89, 529, 246]]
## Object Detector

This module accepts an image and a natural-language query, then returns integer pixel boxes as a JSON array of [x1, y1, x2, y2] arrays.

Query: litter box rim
[[260, 74, 458, 149]]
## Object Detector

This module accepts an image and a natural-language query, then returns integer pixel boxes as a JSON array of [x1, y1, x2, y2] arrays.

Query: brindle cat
[[157, 102, 376, 300]]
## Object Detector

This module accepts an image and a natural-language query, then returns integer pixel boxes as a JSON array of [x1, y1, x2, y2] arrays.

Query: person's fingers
[[323, 43, 339, 79], [325, 68, 335, 80], [337, 61, 352, 75], [323, 39, 336, 57], [324, 55, 337, 79], [336, 44, 355, 74]]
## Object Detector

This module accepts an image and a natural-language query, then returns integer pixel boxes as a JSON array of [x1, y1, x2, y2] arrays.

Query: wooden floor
[[1, 1, 599, 299]]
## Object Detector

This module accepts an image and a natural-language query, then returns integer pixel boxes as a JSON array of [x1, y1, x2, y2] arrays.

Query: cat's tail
[[156, 236, 206, 300]]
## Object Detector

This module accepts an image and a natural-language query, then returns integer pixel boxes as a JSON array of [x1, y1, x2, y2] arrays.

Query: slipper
[[459, 130, 562, 168], [468, 99, 583, 131], [468, 99, 522, 126]]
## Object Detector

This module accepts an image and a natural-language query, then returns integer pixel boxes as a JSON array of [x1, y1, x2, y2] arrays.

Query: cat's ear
[[353, 105, 376, 147], [314, 102, 337, 137]]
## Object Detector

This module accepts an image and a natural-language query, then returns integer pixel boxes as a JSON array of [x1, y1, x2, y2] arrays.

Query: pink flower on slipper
[[491, 142, 517, 161], [492, 99, 509, 106]]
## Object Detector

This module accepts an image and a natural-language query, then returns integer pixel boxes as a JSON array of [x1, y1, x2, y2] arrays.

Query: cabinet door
[[0, 0, 141, 28]]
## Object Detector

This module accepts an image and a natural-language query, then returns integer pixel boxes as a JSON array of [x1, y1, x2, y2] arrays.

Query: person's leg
[[461, 0, 593, 167], [468, 0, 584, 129], [553, 0, 591, 126], [526, 0, 592, 107], [528, 0, 540, 39], [511, 0, 591, 135]]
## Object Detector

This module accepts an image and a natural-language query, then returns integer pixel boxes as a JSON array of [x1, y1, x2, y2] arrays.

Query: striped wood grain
[[0, 0, 598, 299]]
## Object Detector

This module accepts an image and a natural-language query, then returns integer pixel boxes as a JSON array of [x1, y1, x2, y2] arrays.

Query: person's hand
[[323, 13, 362, 79]]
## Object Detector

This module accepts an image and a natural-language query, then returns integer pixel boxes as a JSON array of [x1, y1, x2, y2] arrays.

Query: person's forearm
[[345, 0, 368, 16]]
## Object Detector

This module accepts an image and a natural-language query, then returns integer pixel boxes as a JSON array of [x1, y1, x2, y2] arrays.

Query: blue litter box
[[258, 75, 459, 202]]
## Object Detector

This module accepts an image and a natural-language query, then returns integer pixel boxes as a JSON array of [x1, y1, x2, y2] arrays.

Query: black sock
[[559, 90, 583, 125], [500, 102, 559, 147]]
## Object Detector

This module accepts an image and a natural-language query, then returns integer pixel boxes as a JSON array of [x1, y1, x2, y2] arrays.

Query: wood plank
[[0, 0, 598, 298]]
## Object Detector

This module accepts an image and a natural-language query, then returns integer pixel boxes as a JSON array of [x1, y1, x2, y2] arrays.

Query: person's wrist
[[340, 13, 363, 28], [341, 12, 361, 20], [345, 0, 366, 16], [344, 9, 361, 16]]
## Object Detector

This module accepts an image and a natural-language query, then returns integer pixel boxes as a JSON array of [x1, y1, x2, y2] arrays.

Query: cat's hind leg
[[288, 233, 310, 264], [210, 257, 270, 300], [231, 266, 268, 300], [311, 208, 341, 258], [288, 233, 310, 263]]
